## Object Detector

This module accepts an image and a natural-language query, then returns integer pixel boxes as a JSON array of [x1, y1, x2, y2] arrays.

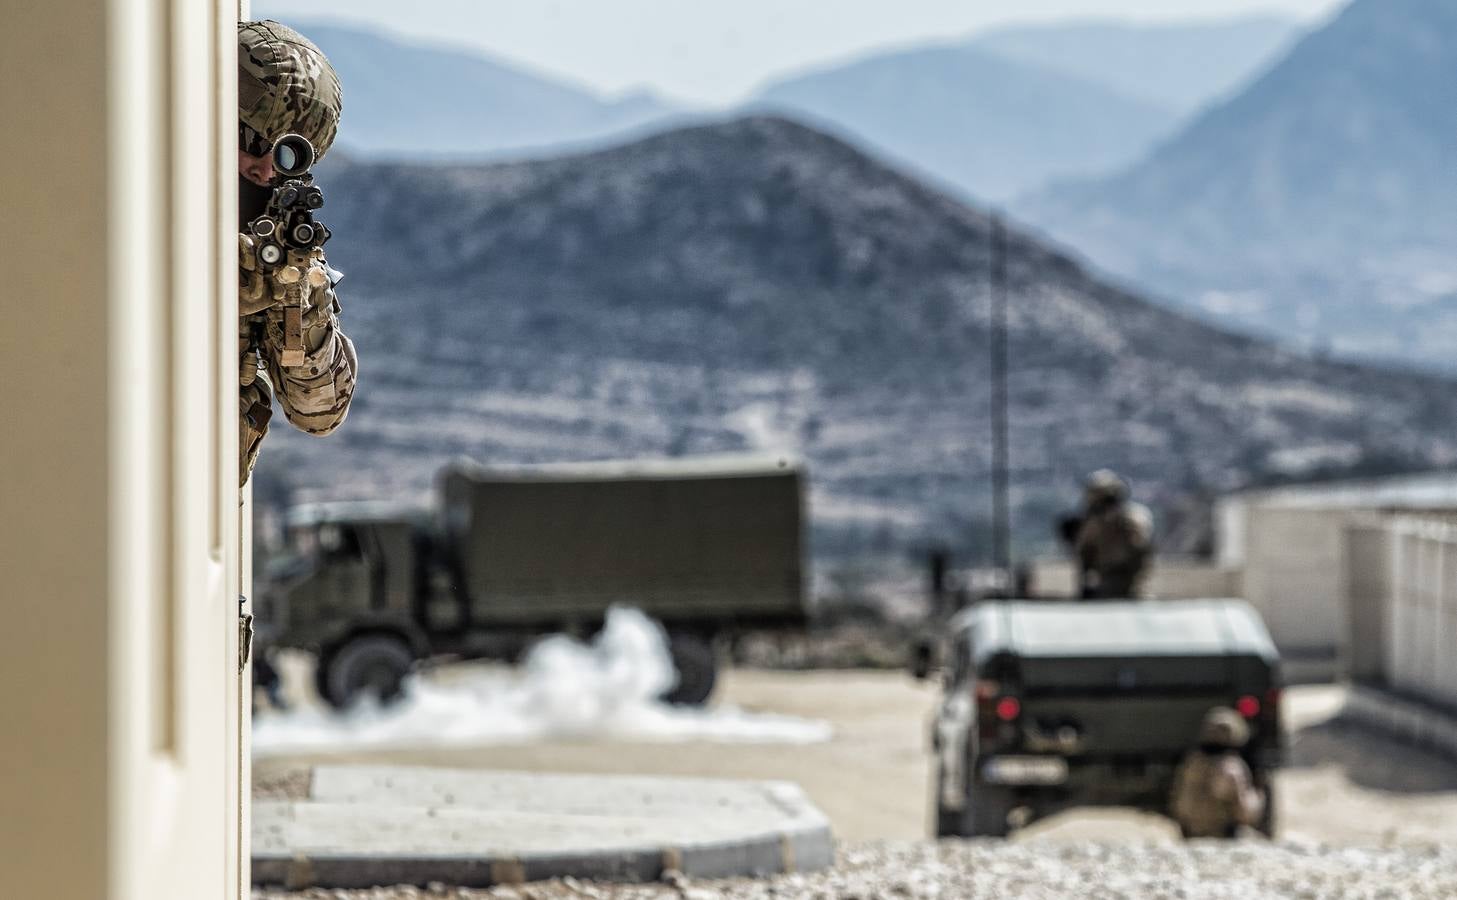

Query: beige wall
[[0, 1, 242, 898], [1343, 520, 1391, 683], [1240, 506, 1349, 659], [1029, 559, 1242, 601], [1385, 519, 1457, 710]]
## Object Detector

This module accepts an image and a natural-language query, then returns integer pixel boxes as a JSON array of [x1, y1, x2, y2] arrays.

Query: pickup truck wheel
[[1255, 772, 1278, 838], [317, 634, 416, 710], [931, 765, 958, 837], [964, 780, 1015, 837], [661, 632, 717, 706], [935, 807, 963, 838]]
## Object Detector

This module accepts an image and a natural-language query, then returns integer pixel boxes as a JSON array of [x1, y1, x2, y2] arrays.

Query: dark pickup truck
[[924, 599, 1282, 838]]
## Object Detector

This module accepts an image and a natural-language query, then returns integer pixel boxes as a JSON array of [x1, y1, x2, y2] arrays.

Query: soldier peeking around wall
[[1058, 469, 1154, 599], [237, 20, 358, 487]]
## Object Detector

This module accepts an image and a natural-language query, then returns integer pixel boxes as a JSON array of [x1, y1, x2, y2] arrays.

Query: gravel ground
[[254, 839, 1457, 899], [253, 668, 1457, 898]]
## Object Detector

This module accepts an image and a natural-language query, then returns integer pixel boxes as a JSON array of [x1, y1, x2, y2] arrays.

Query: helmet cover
[[239, 20, 342, 160], [1198, 706, 1251, 748], [1085, 468, 1130, 504]]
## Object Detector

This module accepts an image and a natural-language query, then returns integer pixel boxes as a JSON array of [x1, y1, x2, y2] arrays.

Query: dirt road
[[256, 668, 1457, 845]]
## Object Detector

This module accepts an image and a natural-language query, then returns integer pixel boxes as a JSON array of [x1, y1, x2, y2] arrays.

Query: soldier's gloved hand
[[239, 232, 287, 316], [259, 255, 336, 362], [240, 232, 332, 318]]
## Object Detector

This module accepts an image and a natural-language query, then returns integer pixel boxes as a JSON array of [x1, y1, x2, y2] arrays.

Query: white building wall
[[0, 1, 244, 898], [1215, 496, 1250, 568], [1240, 507, 1349, 661], [1029, 559, 1241, 600], [1386, 520, 1457, 711], [1343, 520, 1392, 684]]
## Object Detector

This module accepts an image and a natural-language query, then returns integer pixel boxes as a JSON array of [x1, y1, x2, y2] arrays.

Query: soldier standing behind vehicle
[[1067, 469, 1153, 598], [237, 20, 358, 487], [1170, 707, 1266, 838]]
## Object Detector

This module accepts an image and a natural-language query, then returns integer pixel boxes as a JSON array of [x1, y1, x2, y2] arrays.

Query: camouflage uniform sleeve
[[1125, 502, 1154, 549], [1217, 756, 1265, 827], [258, 260, 358, 436]]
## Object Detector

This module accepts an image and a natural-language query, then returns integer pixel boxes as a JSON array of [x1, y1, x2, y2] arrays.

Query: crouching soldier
[[1170, 707, 1266, 838]]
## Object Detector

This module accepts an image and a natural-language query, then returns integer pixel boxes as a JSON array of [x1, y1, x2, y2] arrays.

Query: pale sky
[[254, 0, 1347, 106]]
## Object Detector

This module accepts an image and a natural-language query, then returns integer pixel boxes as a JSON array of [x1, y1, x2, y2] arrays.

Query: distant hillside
[[750, 44, 1178, 202], [972, 15, 1302, 111], [259, 117, 1457, 561], [286, 21, 681, 158], [1020, 0, 1457, 365]]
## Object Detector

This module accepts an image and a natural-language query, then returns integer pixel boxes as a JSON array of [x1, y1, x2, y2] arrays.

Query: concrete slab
[[253, 765, 833, 889], [1341, 684, 1457, 760]]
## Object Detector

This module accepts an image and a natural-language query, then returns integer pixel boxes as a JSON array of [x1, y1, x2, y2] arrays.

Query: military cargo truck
[[256, 456, 807, 709], [924, 599, 1282, 837]]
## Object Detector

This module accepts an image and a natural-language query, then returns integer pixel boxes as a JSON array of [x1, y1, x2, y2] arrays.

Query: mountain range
[[256, 117, 1457, 561], [295, 22, 681, 159], [970, 16, 1300, 112], [748, 45, 1179, 203], [285, 15, 1300, 203], [751, 15, 1301, 200], [1019, 0, 1457, 365]]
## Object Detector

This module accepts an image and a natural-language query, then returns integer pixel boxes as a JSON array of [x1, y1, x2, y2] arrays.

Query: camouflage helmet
[[239, 20, 342, 160], [1198, 706, 1250, 748], [1085, 469, 1130, 504]]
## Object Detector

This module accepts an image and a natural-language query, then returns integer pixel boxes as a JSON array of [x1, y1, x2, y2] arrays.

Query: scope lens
[[271, 134, 314, 176], [260, 244, 283, 265], [275, 143, 298, 172]]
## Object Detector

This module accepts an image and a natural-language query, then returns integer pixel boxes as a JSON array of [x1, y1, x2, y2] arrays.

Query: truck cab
[[928, 599, 1283, 838], [257, 501, 434, 706]]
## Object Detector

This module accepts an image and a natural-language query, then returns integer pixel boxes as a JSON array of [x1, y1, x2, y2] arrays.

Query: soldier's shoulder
[[1122, 502, 1153, 535]]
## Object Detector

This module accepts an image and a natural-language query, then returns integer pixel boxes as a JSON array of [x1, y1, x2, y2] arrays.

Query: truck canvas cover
[[437, 455, 806, 627]]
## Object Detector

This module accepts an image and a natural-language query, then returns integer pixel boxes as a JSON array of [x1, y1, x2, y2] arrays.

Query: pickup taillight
[[1263, 687, 1282, 729], [975, 679, 1020, 741]]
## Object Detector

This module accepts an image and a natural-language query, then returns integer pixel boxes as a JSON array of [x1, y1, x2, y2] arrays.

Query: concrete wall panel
[[0, 1, 242, 897]]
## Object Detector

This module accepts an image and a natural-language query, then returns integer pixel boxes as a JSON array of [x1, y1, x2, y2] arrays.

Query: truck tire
[[661, 632, 717, 706], [317, 634, 416, 710], [933, 767, 964, 837], [962, 779, 1015, 837], [1255, 772, 1278, 838]]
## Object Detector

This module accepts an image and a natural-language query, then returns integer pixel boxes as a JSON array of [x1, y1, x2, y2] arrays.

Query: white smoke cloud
[[253, 607, 831, 755]]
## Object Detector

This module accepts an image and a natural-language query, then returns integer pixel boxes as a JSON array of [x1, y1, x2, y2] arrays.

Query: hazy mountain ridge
[[749, 44, 1178, 202], [1019, 0, 1457, 364], [281, 13, 1301, 208], [258, 117, 1457, 558], [971, 16, 1302, 111], [295, 22, 683, 159], [746, 14, 1303, 201]]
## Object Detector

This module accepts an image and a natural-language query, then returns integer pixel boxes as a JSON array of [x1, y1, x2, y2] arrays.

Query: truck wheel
[[661, 632, 717, 706], [933, 768, 964, 837], [1255, 773, 1278, 838], [317, 634, 416, 710], [963, 780, 1015, 837]]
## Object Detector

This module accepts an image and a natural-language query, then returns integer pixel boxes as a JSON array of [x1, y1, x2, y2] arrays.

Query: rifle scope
[[271, 133, 315, 179]]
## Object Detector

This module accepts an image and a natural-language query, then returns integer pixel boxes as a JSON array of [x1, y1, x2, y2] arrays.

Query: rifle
[[245, 133, 331, 366]]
